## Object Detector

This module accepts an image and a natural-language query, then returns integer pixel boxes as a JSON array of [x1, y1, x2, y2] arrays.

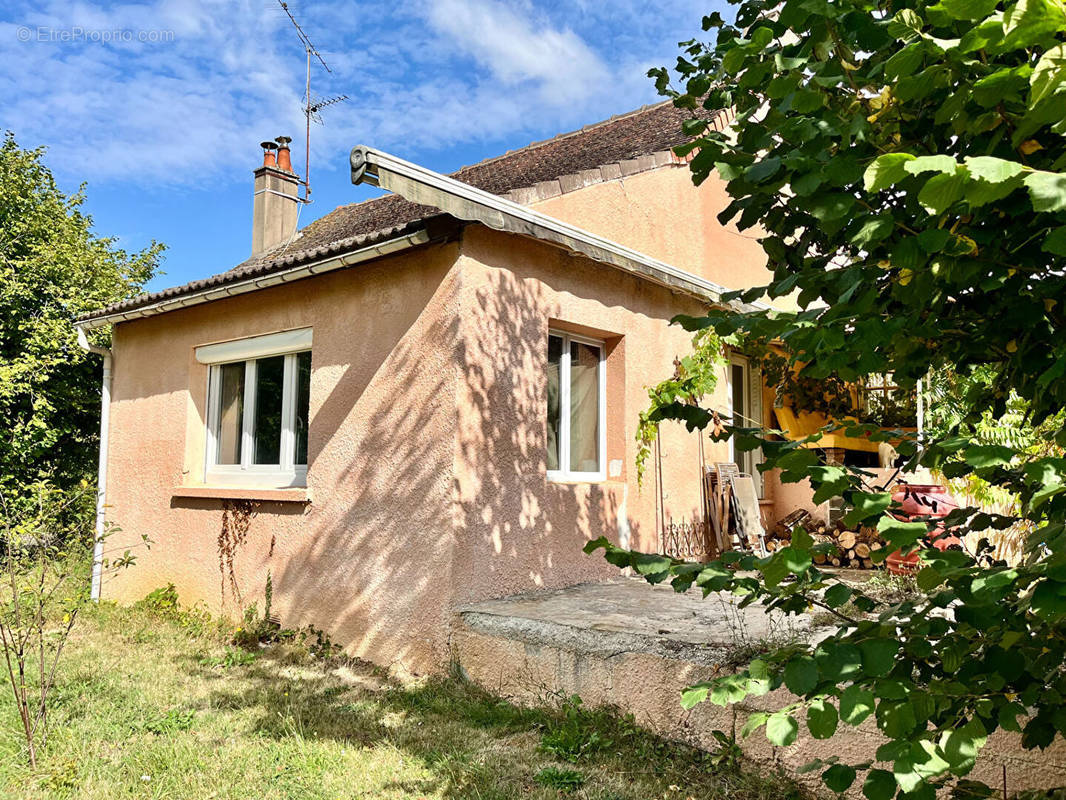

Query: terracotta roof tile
[[82, 101, 707, 323]]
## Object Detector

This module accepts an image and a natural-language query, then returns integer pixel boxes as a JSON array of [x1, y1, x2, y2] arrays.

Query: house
[[77, 102, 804, 674]]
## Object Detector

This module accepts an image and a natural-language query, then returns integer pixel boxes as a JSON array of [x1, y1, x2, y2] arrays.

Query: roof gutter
[[77, 228, 433, 330], [350, 146, 729, 305]]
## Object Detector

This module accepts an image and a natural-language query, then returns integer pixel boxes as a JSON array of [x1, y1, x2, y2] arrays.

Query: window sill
[[547, 475, 609, 485], [171, 486, 310, 503]]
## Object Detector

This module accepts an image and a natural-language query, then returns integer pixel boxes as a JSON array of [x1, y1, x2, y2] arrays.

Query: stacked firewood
[[764, 509, 885, 570]]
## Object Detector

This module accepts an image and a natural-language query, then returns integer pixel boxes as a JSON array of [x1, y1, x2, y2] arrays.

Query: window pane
[[215, 362, 244, 465], [732, 364, 745, 424], [295, 351, 311, 466], [252, 356, 284, 465], [546, 335, 562, 471], [569, 341, 600, 473]]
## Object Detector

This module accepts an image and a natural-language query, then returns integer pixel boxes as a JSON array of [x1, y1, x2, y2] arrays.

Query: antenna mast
[[277, 1, 348, 203]]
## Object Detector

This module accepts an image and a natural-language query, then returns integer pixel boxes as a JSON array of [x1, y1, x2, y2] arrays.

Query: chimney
[[252, 136, 300, 256]]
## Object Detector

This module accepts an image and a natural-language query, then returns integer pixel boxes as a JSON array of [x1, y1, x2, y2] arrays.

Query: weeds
[[538, 695, 612, 762], [140, 707, 195, 734], [535, 766, 586, 792]]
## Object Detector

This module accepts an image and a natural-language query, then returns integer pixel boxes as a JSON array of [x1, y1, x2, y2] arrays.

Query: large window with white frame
[[546, 331, 606, 482], [197, 329, 312, 488]]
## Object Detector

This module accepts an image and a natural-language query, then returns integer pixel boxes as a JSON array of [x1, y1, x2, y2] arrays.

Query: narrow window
[[546, 331, 605, 481], [206, 349, 311, 487], [215, 362, 245, 465]]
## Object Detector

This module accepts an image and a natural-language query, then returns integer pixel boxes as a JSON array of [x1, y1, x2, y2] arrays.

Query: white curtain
[[569, 342, 600, 472]]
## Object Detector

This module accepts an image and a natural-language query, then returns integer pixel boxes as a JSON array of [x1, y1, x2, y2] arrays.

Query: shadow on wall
[[449, 252, 645, 607], [155, 239, 667, 673]]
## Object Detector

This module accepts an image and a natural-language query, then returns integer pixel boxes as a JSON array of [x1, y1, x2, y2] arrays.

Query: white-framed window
[[197, 329, 312, 488], [728, 353, 764, 497], [546, 330, 606, 482]]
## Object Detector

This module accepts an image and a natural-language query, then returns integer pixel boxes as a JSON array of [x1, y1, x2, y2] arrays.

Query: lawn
[[0, 596, 806, 800]]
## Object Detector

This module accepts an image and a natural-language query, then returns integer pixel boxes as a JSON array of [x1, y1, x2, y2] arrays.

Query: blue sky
[[1, 1, 723, 292]]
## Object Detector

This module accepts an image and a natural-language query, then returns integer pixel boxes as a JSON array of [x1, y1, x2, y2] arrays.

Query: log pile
[[765, 509, 885, 569]]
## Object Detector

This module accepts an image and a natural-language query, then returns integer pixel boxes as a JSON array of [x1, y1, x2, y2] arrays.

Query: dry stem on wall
[[218, 499, 259, 609]]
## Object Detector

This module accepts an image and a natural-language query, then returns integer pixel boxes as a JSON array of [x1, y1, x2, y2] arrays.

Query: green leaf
[[823, 763, 857, 793], [918, 170, 967, 215], [809, 193, 855, 221], [931, 0, 999, 19], [746, 157, 783, 184], [878, 699, 918, 738], [964, 156, 1025, 184], [1030, 579, 1066, 619], [972, 65, 1033, 107], [766, 711, 799, 746], [1024, 171, 1066, 213], [1030, 44, 1066, 106], [904, 155, 958, 176], [824, 582, 853, 608], [778, 545, 812, 575], [1002, 0, 1066, 51], [840, 686, 876, 725], [916, 566, 943, 591], [941, 720, 987, 776], [861, 638, 898, 677], [877, 516, 929, 550], [760, 552, 790, 589], [863, 768, 898, 800], [851, 216, 896, 248], [680, 683, 710, 709], [865, 153, 916, 191], [895, 740, 951, 790], [807, 699, 839, 739], [784, 656, 819, 694], [843, 492, 893, 527], [916, 228, 951, 253], [963, 444, 1013, 468], [792, 525, 814, 550], [741, 711, 770, 738], [1044, 227, 1066, 255]]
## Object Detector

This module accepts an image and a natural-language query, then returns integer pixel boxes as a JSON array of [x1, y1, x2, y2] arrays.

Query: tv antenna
[[277, 0, 348, 203]]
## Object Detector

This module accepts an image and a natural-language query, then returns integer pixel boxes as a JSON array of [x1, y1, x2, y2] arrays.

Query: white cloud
[[424, 0, 608, 104], [0, 0, 716, 186]]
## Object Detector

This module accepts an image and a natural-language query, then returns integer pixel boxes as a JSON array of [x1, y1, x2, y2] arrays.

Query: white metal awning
[[350, 145, 729, 305]]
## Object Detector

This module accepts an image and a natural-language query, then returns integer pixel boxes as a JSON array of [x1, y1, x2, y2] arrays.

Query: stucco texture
[[531, 164, 770, 293], [103, 222, 748, 673], [106, 240, 463, 673], [99, 164, 803, 675]]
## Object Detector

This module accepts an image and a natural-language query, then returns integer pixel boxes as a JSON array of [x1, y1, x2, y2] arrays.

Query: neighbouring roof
[[81, 101, 718, 325]]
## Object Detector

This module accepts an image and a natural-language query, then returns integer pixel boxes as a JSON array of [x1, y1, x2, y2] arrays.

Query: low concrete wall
[[451, 613, 1066, 794]]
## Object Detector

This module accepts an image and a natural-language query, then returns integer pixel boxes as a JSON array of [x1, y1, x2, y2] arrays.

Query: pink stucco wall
[[103, 223, 744, 673], [530, 164, 771, 292], [106, 240, 464, 673], [449, 226, 733, 606], [100, 163, 795, 674]]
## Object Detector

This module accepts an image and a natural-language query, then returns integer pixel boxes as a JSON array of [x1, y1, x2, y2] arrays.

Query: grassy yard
[[0, 598, 806, 800]]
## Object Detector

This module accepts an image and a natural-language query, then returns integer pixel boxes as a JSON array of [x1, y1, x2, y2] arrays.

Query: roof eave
[[350, 145, 729, 306], [77, 226, 436, 330]]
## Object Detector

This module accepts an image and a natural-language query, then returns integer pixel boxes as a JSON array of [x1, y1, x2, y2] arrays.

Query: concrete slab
[[458, 577, 812, 668], [452, 578, 1066, 794]]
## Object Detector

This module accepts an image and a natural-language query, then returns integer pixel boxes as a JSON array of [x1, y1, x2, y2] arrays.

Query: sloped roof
[[81, 101, 708, 324]]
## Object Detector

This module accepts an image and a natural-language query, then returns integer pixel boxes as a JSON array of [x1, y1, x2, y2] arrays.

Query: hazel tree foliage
[[588, 1, 1066, 796]]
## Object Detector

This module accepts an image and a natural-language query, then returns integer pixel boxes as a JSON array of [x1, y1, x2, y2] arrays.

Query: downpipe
[[76, 324, 111, 602]]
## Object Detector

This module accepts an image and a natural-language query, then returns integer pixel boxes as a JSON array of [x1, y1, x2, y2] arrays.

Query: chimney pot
[[260, 141, 278, 167], [275, 136, 294, 173]]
